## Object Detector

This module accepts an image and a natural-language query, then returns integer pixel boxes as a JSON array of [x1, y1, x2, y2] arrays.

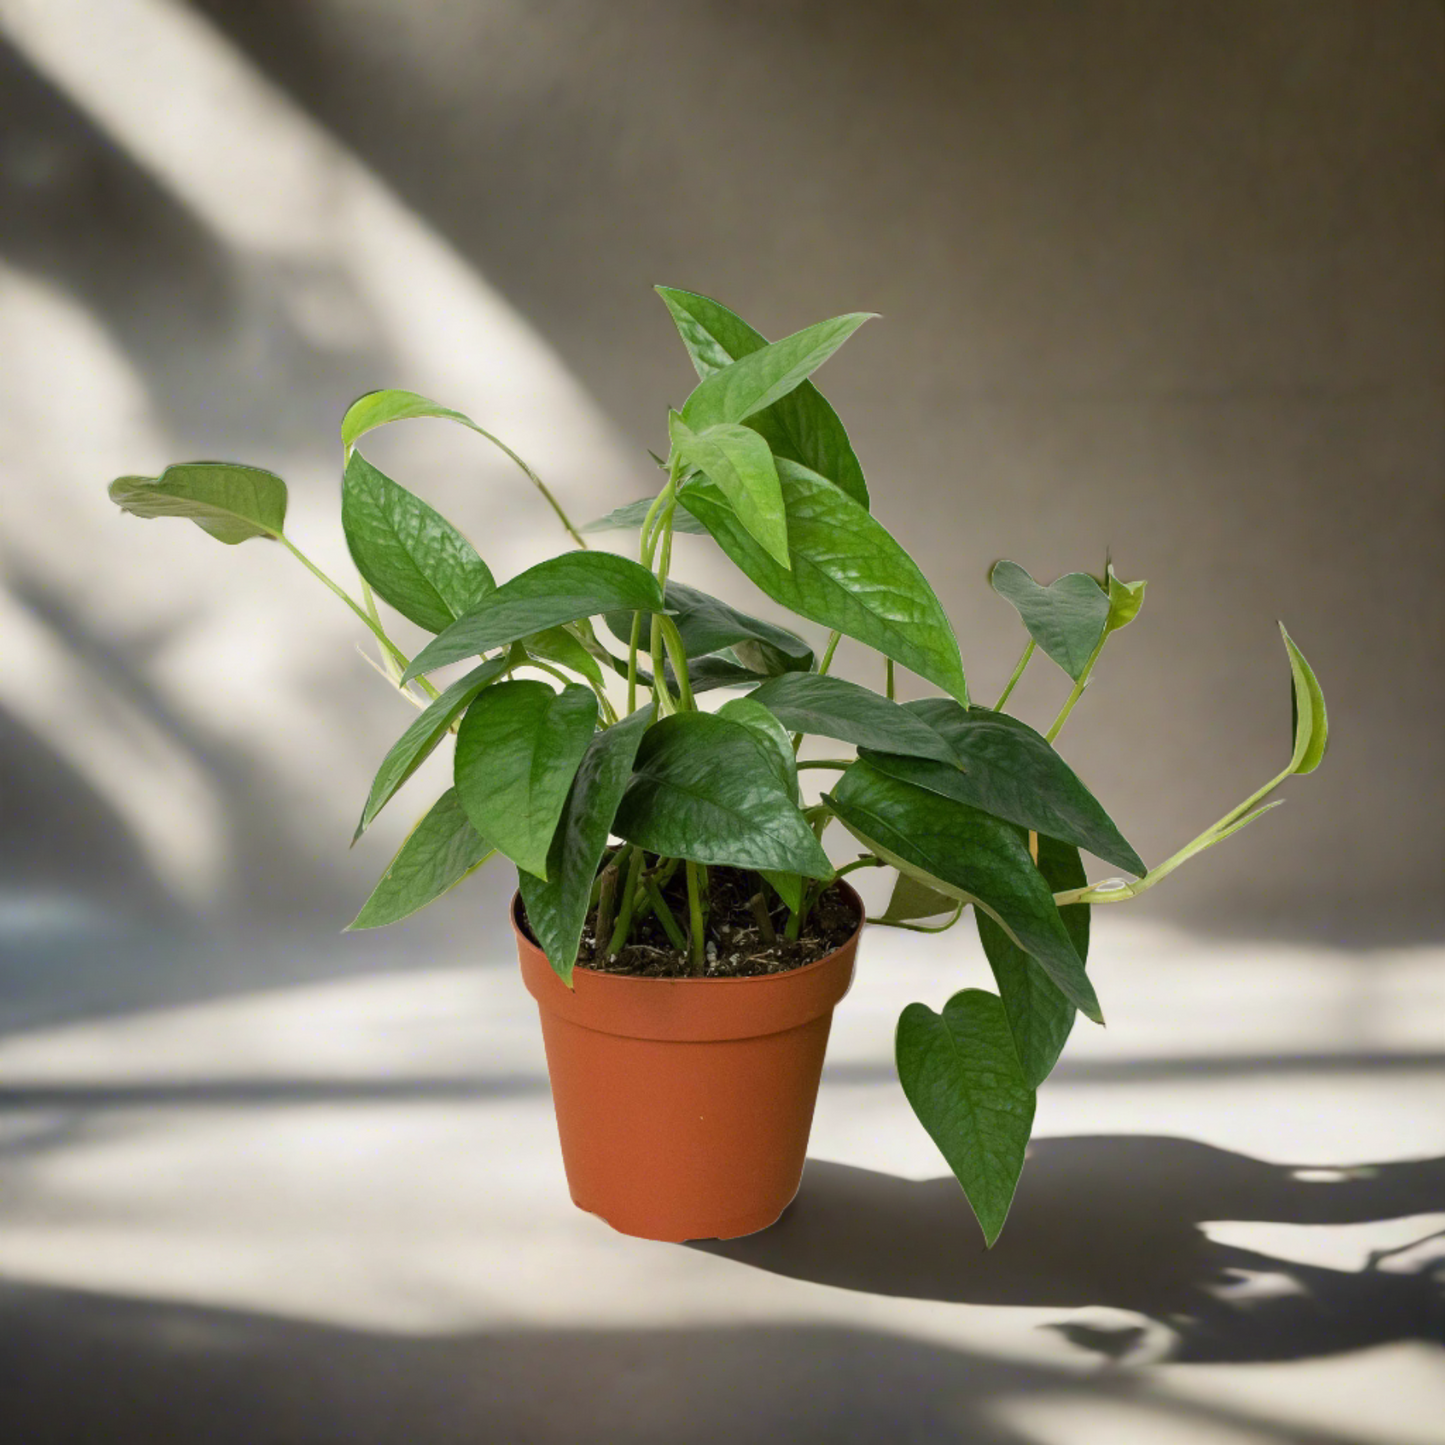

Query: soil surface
[[522, 866, 860, 978]]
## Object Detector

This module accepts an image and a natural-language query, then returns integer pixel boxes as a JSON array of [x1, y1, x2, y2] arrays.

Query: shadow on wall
[[695, 1136, 1445, 1366]]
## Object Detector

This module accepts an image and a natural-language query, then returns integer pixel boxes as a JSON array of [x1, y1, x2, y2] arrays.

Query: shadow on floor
[[693, 1136, 1445, 1364]]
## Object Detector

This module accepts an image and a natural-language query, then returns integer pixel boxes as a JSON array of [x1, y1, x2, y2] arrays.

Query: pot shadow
[[691, 1135, 1445, 1364]]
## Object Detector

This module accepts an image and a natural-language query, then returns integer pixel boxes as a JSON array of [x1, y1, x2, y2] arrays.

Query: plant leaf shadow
[[691, 1135, 1445, 1364]]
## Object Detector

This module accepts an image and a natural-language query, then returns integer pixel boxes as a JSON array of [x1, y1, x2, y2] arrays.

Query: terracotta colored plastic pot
[[513, 885, 862, 1242]]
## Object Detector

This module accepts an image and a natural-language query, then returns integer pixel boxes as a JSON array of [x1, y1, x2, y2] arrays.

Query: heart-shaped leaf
[[109, 463, 287, 545], [656, 287, 869, 509], [581, 495, 709, 535], [895, 989, 1036, 1246], [348, 788, 494, 930], [682, 460, 967, 702], [862, 699, 1145, 876], [614, 713, 833, 878], [679, 312, 874, 433], [454, 681, 598, 880], [669, 414, 790, 569], [990, 561, 1109, 681], [518, 706, 654, 981], [342, 450, 494, 633], [402, 552, 664, 682], [827, 761, 1099, 1021]]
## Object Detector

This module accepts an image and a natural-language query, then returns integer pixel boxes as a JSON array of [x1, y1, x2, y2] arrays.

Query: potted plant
[[107, 287, 1328, 1245]]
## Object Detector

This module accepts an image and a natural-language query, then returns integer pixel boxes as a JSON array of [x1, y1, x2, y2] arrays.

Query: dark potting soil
[[522, 865, 860, 979]]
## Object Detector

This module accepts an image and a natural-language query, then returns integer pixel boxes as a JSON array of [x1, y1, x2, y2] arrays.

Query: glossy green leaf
[[669, 414, 790, 569], [580, 495, 709, 535], [355, 651, 512, 841], [523, 624, 607, 693], [977, 834, 1089, 1088], [341, 389, 484, 454], [614, 713, 833, 877], [656, 287, 869, 509], [109, 463, 286, 545], [348, 788, 494, 930], [682, 460, 967, 701], [341, 450, 494, 633], [896, 989, 1036, 1246], [1104, 564, 1146, 636], [454, 681, 598, 880], [827, 761, 1099, 1021], [1282, 625, 1328, 774], [403, 552, 664, 682], [718, 696, 798, 798], [518, 706, 653, 981], [862, 699, 1145, 876], [679, 313, 874, 432], [747, 673, 960, 764], [881, 872, 959, 924], [990, 561, 1109, 681]]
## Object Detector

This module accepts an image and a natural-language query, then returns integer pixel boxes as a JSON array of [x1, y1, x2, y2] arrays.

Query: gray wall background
[[1, 0, 1441, 941]]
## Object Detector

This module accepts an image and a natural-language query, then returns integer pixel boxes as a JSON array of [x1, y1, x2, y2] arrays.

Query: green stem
[[625, 612, 643, 715], [885, 657, 895, 700], [867, 906, 966, 934], [818, 631, 841, 676], [993, 639, 1035, 711], [1045, 636, 1108, 742], [658, 615, 695, 711], [797, 758, 854, 771], [834, 855, 885, 879], [606, 847, 645, 956], [685, 860, 706, 973], [647, 879, 688, 952]]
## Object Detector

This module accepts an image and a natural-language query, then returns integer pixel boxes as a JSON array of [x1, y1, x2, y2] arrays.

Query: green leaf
[[341, 450, 494, 633], [747, 673, 960, 764], [341, 389, 484, 454], [679, 313, 875, 432], [977, 834, 1089, 1088], [454, 681, 598, 880], [682, 460, 967, 702], [990, 561, 1109, 681], [670, 414, 790, 569], [403, 552, 664, 682], [718, 696, 798, 798], [348, 789, 494, 930], [827, 761, 1100, 1021], [862, 700, 1145, 876], [656, 287, 869, 509], [881, 872, 959, 923], [614, 713, 833, 878], [1104, 564, 1146, 636], [109, 463, 286, 545], [523, 624, 607, 693], [895, 989, 1036, 1246], [1281, 625, 1328, 775], [518, 706, 653, 981], [581, 495, 709, 535], [355, 650, 512, 841]]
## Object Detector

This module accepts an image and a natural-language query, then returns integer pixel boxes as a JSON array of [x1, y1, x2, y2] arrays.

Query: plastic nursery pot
[[513, 883, 862, 1243]]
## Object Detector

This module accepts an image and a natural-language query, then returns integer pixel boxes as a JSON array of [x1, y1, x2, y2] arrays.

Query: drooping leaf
[[881, 872, 960, 924], [580, 495, 709, 535], [679, 312, 875, 433], [1281, 624, 1328, 774], [669, 414, 790, 569], [402, 552, 664, 681], [341, 450, 494, 633], [109, 463, 286, 545], [977, 834, 1090, 1088], [522, 624, 607, 693], [348, 789, 494, 930], [747, 673, 960, 764], [454, 681, 598, 880], [861, 700, 1145, 876], [656, 287, 869, 508], [827, 761, 1099, 1021], [341, 389, 485, 454], [518, 706, 653, 981], [990, 561, 1109, 681], [614, 713, 833, 877], [355, 650, 512, 840], [895, 989, 1036, 1246], [682, 460, 967, 702]]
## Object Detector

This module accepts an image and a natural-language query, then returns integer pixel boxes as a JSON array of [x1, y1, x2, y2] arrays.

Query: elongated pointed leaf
[[519, 706, 653, 981], [680, 312, 874, 432], [454, 681, 598, 879], [403, 552, 664, 681], [669, 415, 790, 569], [977, 834, 1089, 1088], [656, 287, 869, 509], [109, 463, 286, 545], [682, 460, 967, 701], [990, 561, 1109, 681], [862, 699, 1144, 876], [747, 673, 960, 764], [355, 651, 512, 840], [523, 625, 607, 693], [581, 495, 709, 535], [896, 989, 1036, 1246], [342, 451, 494, 633], [881, 872, 960, 923], [614, 713, 833, 877], [718, 697, 798, 796], [348, 789, 494, 930], [342, 389, 483, 454], [827, 761, 1099, 1021], [1282, 625, 1328, 774]]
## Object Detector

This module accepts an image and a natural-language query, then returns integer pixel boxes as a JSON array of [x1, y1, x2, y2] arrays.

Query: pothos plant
[[107, 287, 1328, 1245]]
